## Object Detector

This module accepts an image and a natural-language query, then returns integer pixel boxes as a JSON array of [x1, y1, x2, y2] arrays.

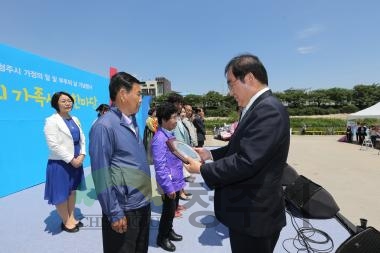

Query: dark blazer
[[200, 90, 290, 237], [193, 115, 206, 142]]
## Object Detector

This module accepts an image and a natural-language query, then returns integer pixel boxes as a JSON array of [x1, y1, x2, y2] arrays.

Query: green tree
[[151, 93, 169, 106], [223, 95, 238, 110], [353, 84, 380, 109], [325, 88, 353, 107], [283, 88, 307, 108], [183, 94, 203, 107], [308, 89, 329, 107], [203, 91, 224, 108]]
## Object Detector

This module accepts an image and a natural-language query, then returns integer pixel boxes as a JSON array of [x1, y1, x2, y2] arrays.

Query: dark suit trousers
[[158, 191, 180, 237], [102, 204, 151, 253], [229, 228, 281, 253]]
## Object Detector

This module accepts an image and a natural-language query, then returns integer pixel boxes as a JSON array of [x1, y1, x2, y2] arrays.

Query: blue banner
[[0, 44, 150, 197]]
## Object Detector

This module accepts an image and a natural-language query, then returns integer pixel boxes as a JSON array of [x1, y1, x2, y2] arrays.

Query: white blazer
[[44, 113, 86, 163]]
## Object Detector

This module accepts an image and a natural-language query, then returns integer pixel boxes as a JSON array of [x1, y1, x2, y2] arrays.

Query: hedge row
[[204, 117, 380, 135]]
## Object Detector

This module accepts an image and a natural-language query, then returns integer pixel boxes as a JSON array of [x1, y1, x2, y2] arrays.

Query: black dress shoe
[[157, 236, 176, 252], [61, 223, 79, 233], [169, 230, 183, 241], [76, 221, 84, 228], [179, 194, 191, 201]]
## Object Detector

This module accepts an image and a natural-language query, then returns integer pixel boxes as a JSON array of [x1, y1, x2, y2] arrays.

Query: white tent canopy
[[347, 102, 380, 120]]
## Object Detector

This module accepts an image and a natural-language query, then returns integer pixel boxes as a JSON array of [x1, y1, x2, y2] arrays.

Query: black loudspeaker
[[336, 227, 380, 253], [284, 175, 340, 219], [281, 163, 299, 186]]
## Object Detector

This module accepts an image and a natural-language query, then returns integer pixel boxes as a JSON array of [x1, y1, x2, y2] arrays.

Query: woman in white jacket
[[44, 91, 86, 233]]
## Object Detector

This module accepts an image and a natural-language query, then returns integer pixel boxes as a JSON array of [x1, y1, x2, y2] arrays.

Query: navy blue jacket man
[[90, 72, 152, 253], [185, 54, 290, 253]]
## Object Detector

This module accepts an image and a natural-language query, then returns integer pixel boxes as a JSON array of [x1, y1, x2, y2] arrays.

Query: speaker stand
[[335, 212, 357, 235]]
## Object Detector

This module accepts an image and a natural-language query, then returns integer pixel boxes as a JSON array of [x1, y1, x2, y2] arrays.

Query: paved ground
[[205, 135, 380, 230], [0, 134, 369, 252]]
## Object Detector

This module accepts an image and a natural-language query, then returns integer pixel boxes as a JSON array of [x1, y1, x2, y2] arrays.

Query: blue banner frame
[[0, 44, 151, 197]]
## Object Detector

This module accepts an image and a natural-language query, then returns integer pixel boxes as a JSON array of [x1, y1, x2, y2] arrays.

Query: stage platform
[[0, 166, 352, 253]]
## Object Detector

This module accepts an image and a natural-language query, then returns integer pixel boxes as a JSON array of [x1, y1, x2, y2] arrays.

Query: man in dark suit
[[185, 54, 290, 253], [193, 107, 206, 147]]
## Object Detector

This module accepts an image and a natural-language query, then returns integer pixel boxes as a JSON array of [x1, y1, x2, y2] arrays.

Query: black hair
[[148, 107, 156, 116], [156, 102, 177, 125], [224, 53, 268, 85], [109, 72, 140, 101], [51, 91, 75, 112], [96, 104, 110, 112], [194, 107, 204, 114], [96, 104, 110, 117]]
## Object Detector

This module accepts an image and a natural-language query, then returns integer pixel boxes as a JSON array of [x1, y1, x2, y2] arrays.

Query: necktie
[[239, 108, 247, 122]]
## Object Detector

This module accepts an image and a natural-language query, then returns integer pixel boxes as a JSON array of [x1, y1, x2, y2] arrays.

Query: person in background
[[183, 104, 198, 148], [301, 123, 307, 135], [44, 91, 86, 233], [90, 72, 152, 253], [193, 107, 206, 147], [96, 104, 110, 118], [177, 107, 196, 184], [346, 125, 353, 143], [173, 107, 191, 145], [182, 104, 197, 183], [167, 93, 193, 204], [143, 107, 158, 164], [369, 125, 379, 147], [151, 102, 185, 252], [355, 123, 360, 143], [357, 123, 367, 145], [185, 54, 290, 253]]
